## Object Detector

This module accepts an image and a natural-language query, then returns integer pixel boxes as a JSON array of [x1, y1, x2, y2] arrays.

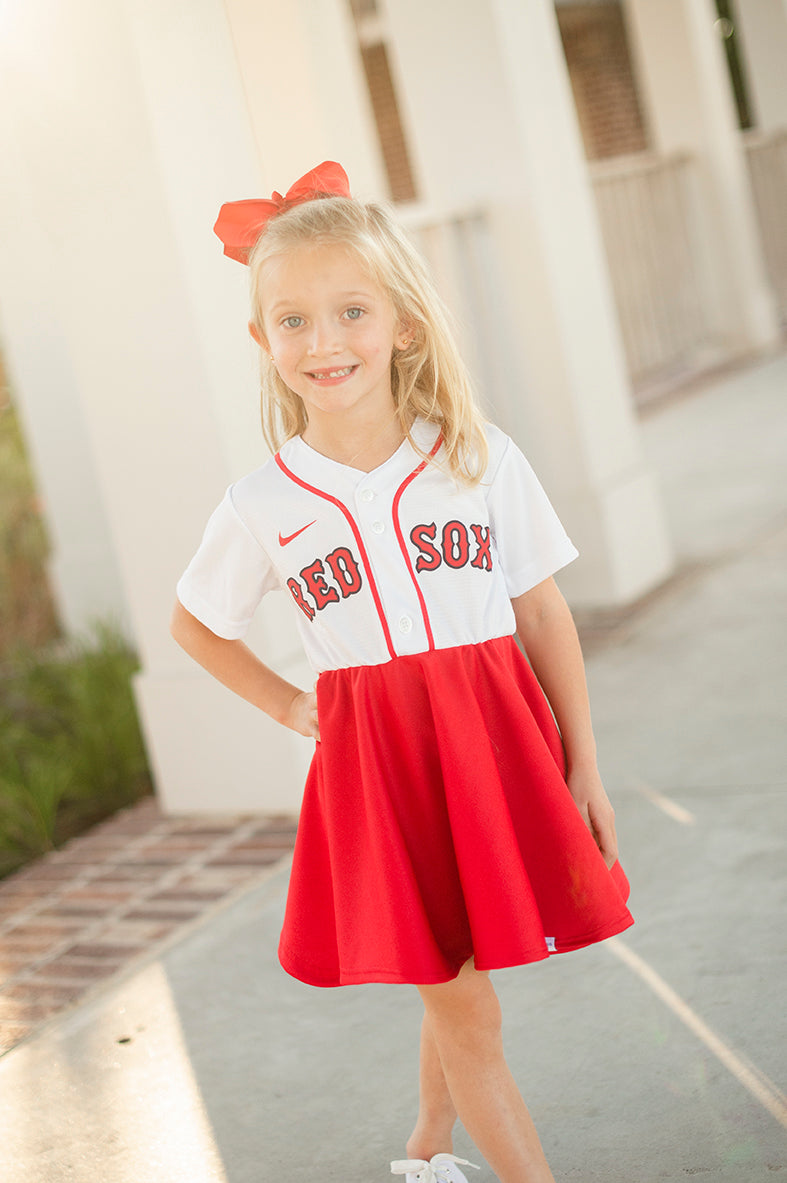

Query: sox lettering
[[410, 522, 493, 572], [286, 523, 492, 621]]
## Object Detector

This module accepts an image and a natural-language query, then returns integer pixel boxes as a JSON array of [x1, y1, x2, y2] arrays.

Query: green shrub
[[0, 360, 149, 877], [0, 389, 59, 656], [0, 624, 152, 878]]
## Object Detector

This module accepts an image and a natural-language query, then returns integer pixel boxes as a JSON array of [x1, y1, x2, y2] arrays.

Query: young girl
[[171, 161, 633, 1183]]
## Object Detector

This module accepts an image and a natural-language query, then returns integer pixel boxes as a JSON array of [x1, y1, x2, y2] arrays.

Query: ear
[[248, 320, 268, 350], [395, 323, 415, 351]]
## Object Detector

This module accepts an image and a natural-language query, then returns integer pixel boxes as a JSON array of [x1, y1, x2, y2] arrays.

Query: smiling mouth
[[308, 365, 357, 380]]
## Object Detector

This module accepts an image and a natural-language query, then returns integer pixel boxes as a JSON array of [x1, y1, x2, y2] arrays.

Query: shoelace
[[390, 1153, 480, 1182]]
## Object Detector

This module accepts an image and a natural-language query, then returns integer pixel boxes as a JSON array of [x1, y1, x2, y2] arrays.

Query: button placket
[[354, 474, 426, 655]]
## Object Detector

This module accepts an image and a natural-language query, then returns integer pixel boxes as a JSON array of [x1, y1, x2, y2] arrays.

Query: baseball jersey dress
[[177, 419, 633, 986]]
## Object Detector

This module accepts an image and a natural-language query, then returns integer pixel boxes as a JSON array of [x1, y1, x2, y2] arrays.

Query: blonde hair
[[247, 196, 488, 484]]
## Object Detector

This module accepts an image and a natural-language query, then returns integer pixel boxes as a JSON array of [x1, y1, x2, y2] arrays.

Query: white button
[[359, 488, 375, 503], [398, 615, 413, 634], [371, 520, 385, 534]]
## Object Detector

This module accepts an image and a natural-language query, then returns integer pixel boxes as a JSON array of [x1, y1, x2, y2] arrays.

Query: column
[[0, 29, 127, 636], [0, 172, 128, 637], [222, 0, 386, 197], [126, 0, 388, 811], [383, 0, 673, 605]]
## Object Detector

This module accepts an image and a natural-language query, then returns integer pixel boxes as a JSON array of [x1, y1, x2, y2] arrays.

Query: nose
[[306, 317, 343, 357]]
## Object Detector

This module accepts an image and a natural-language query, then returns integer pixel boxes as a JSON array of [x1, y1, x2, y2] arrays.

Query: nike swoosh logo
[[278, 520, 317, 547]]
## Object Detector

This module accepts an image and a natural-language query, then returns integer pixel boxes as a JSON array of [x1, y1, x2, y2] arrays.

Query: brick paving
[[0, 796, 297, 1057]]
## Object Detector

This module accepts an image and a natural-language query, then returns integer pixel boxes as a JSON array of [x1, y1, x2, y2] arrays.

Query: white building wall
[[16, 0, 779, 813]]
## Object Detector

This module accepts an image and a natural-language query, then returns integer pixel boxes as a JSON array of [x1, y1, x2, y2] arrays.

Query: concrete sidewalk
[[1, 354, 785, 1182]]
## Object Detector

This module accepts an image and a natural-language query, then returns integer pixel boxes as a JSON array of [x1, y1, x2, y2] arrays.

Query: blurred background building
[[0, 0, 784, 814]]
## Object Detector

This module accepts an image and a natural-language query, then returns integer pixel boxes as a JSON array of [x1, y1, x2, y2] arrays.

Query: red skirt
[[278, 635, 633, 987]]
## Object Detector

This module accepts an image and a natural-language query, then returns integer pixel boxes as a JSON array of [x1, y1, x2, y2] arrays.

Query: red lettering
[[442, 520, 469, 568], [470, 524, 493, 571], [301, 559, 340, 611], [410, 520, 493, 573], [287, 577, 315, 620], [410, 523, 442, 572], [325, 546, 362, 597]]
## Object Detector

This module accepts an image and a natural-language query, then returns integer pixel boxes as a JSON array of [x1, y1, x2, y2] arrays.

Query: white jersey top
[[176, 419, 578, 674]]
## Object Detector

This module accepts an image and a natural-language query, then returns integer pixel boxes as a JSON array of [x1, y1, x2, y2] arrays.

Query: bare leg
[[406, 1012, 458, 1159], [416, 960, 555, 1183]]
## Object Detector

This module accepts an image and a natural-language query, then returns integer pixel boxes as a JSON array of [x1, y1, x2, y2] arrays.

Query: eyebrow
[[267, 290, 378, 315]]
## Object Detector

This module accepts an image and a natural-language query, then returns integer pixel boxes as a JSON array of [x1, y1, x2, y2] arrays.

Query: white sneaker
[[390, 1152, 480, 1183]]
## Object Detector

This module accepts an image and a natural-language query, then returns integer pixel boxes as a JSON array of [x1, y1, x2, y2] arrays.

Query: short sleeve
[[176, 487, 280, 639], [486, 435, 578, 598]]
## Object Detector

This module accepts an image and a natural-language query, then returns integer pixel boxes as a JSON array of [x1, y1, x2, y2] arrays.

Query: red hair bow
[[213, 161, 351, 264]]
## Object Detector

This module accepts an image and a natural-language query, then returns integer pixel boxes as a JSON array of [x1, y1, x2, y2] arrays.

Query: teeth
[[312, 366, 353, 379]]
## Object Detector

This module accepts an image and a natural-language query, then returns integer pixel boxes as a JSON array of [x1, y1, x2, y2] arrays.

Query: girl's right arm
[[170, 600, 320, 740]]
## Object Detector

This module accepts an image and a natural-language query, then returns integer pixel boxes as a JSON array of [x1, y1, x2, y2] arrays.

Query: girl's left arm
[[512, 577, 618, 867]]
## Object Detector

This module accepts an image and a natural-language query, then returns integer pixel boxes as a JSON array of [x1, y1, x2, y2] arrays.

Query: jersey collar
[[280, 418, 442, 492]]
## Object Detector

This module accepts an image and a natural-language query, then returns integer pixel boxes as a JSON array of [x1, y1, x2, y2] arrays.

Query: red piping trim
[[391, 434, 443, 652], [275, 453, 396, 660]]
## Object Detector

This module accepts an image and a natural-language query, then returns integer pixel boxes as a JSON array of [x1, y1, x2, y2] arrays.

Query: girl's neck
[[302, 410, 407, 472]]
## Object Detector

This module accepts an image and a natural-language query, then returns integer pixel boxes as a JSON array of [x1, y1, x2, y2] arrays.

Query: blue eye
[[345, 307, 364, 320], [282, 316, 303, 329]]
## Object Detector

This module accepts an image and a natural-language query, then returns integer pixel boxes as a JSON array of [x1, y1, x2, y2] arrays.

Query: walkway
[[0, 352, 785, 1182], [0, 802, 296, 1054]]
